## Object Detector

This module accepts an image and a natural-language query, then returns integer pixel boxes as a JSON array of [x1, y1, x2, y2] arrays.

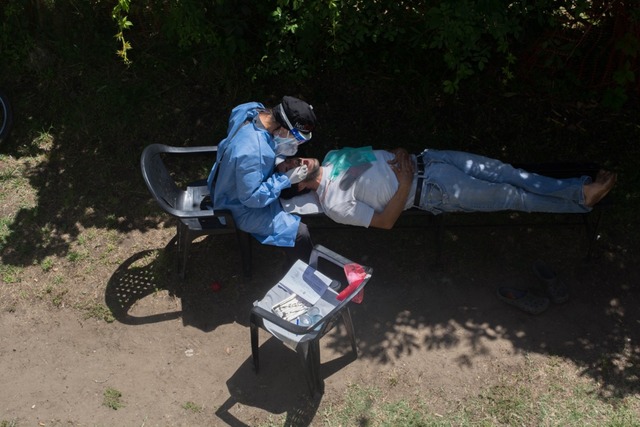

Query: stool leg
[[341, 308, 358, 356], [297, 343, 317, 396], [309, 340, 324, 395]]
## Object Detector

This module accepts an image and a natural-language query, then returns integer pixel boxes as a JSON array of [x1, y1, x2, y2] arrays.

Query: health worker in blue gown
[[208, 96, 317, 265]]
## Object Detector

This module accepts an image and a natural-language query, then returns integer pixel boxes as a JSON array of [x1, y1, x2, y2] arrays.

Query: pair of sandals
[[497, 260, 570, 315]]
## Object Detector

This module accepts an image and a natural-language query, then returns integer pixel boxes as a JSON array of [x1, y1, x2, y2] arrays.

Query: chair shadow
[[104, 244, 183, 325], [215, 336, 357, 426], [104, 237, 242, 331]]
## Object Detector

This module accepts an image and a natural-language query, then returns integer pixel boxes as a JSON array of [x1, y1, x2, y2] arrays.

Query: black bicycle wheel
[[0, 88, 14, 144]]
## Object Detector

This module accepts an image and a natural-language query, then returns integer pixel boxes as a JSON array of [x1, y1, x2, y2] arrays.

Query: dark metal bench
[[140, 144, 611, 278], [291, 162, 611, 267]]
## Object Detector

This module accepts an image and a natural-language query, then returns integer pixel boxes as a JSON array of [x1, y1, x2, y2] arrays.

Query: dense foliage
[[2, 0, 638, 105]]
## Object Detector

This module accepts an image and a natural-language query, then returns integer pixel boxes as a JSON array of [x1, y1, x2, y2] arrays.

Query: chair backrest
[[313, 268, 372, 339], [141, 144, 181, 215], [306, 245, 372, 335], [140, 143, 218, 219]]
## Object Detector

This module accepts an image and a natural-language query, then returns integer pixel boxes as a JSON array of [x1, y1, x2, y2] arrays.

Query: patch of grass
[[95, 230, 124, 265], [0, 419, 18, 427], [257, 416, 284, 427], [0, 158, 36, 211], [325, 384, 381, 426], [105, 214, 119, 228], [41, 256, 54, 272], [386, 370, 400, 387], [0, 264, 22, 284], [37, 224, 55, 247], [103, 387, 124, 410], [182, 401, 203, 413], [130, 250, 161, 269], [81, 302, 116, 323], [103, 242, 117, 256], [0, 216, 10, 249], [455, 357, 640, 427], [105, 229, 123, 244], [51, 289, 67, 308], [384, 400, 439, 426], [320, 358, 640, 426], [76, 234, 87, 246], [32, 127, 55, 151], [469, 383, 536, 425], [66, 250, 88, 263], [0, 166, 27, 190]]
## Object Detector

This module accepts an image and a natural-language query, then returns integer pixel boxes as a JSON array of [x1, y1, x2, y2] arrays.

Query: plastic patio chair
[[249, 244, 373, 396], [140, 143, 252, 278]]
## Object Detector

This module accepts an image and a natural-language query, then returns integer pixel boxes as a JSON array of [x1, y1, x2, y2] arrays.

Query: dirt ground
[[1, 212, 639, 426]]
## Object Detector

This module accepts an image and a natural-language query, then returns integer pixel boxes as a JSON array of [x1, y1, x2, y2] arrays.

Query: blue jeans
[[417, 149, 592, 214]]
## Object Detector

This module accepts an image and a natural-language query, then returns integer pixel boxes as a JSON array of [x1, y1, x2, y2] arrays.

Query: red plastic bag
[[336, 263, 366, 303]]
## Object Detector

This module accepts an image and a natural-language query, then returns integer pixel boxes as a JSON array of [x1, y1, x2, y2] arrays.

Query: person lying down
[[277, 146, 617, 230]]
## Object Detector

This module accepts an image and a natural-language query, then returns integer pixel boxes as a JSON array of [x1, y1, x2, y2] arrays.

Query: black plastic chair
[[250, 245, 373, 396], [140, 143, 252, 278]]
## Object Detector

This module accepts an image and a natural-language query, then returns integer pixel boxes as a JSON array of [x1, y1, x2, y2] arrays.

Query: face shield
[[277, 103, 312, 145]]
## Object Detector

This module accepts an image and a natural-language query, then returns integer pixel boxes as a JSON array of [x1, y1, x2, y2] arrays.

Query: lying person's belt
[[414, 155, 426, 207]]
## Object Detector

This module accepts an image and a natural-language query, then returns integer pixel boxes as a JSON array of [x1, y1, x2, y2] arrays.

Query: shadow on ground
[[104, 221, 640, 424]]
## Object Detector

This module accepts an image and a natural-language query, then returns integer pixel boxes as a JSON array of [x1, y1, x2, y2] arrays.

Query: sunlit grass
[[308, 357, 640, 427], [0, 263, 22, 284], [103, 387, 124, 410], [182, 401, 203, 413], [40, 256, 54, 272], [0, 216, 10, 249], [80, 301, 116, 323], [66, 250, 88, 262]]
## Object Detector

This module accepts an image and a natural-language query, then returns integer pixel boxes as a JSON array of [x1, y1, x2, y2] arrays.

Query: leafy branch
[[112, 0, 133, 65]]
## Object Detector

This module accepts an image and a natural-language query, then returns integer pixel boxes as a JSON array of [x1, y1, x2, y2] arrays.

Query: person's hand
[[285, 165, 308, 184], [390, 153, 414, 188], [387, 148, 410, 168]]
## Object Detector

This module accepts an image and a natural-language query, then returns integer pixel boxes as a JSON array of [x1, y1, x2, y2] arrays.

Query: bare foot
[[584, 170, 617, 207]]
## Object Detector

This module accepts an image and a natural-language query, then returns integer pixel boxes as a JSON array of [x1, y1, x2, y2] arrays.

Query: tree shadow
[[315, 225, 640, 401]]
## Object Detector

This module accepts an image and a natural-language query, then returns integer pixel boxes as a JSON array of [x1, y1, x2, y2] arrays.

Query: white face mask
[[274, 135, 299, 157]]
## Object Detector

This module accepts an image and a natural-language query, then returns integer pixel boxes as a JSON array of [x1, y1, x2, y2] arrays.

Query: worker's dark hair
[[280, 184, 311, 200]]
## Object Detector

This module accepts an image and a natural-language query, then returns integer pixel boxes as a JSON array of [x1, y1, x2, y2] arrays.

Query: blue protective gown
[[207, 102, 299, 247]]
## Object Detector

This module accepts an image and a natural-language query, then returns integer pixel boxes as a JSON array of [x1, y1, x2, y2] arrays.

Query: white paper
[[278, 259, 332, 306]]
